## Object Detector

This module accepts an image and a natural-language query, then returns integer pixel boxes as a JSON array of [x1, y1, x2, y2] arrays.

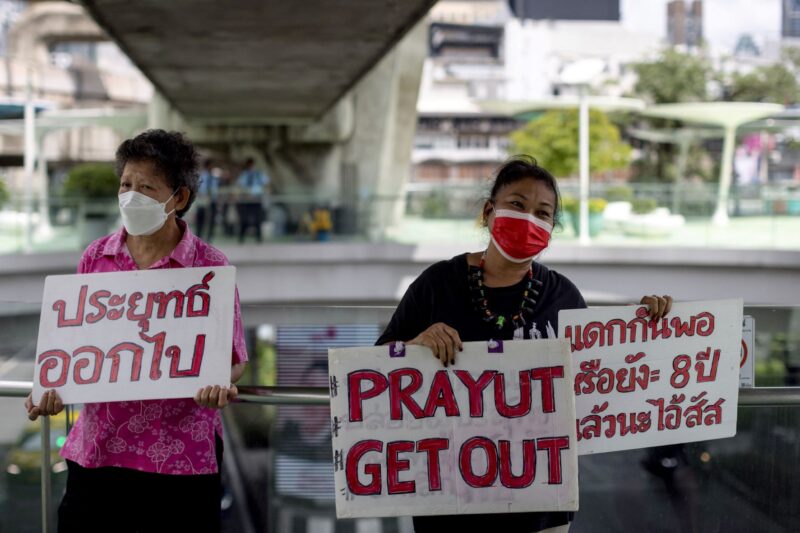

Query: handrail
[[4, 381, 800, 407], [2, 379, 799, 533]]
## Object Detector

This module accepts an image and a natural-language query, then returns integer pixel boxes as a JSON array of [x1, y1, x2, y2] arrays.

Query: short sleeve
[[76, 241, 102, 274], [375, 278, 431, 345]]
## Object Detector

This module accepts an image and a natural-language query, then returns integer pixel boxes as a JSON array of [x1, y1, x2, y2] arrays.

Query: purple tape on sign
[[389, 341, 406, 357], [488, 339, 504, 353]]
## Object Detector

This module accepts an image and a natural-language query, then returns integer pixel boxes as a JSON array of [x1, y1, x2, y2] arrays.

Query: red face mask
[[490, 209, 553, 263]]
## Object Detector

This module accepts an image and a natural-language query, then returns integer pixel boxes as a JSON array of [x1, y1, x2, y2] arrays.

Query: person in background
[[195, 158, 220, 242], [236, 157, 270, 243], [25, 129, 248, 533], [376, 156, 672, 533]]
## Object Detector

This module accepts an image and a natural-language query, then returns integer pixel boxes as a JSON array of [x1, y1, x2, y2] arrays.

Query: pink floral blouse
[[60, 219, 248, 475]]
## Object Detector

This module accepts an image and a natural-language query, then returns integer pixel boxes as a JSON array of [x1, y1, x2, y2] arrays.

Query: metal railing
[[2, 380, 800, 533]]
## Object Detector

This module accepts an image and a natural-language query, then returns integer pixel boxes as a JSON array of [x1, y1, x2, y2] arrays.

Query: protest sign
[[559, 299, 742, 455], [32, 266, 235, 405], [328, 339, 578, 519], [740, 316, 755, 388]]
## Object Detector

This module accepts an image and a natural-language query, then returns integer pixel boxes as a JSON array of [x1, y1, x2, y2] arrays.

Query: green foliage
[[631, 49, 711, 104], [561, 196, 606, 214], [561, 196, 578, 214], [727, 64, 800, 105], [0, 177, 9, 208], [588, 198, 607, 214], [509, 109, 632, 178], [604, 185, 634, 203], [631, 198, 658, 214], [62, 163, 119, 199], [421, 191, 449, 218]]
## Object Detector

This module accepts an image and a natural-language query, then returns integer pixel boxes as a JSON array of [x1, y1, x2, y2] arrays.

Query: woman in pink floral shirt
[[25, 130, 248, 532]]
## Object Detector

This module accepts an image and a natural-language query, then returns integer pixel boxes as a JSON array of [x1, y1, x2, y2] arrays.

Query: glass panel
[[3, 184, 800, 254]]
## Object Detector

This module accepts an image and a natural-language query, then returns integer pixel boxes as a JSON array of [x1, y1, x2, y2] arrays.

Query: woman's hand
[[194, 384, 238, 409], [639, 294, 673, 321], [407, 322, 463, 367], [25, 390, 64, 421]]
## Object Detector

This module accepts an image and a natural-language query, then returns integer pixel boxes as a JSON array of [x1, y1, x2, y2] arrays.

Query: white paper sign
[[32, 266, 236, 405], [328, 339, 578, 519], [740, 316, 755, 388], [559, 299, 742, 456]]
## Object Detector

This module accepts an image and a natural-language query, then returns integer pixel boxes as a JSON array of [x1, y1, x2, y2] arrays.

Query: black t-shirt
[[376, 253, 587, 533], [377, 253, 586, 345]]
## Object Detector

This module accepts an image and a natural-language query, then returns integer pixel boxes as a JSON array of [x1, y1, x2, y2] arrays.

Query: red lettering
[[531, 366, 565, 413], [671, 355, 692, 388], [386, 441, 415, 495], [422, 370, 460, 418], [85, 290, 110, 324], [166, 334, 206, 378], [536, 436, 570, 484], [459, 437, 498, 488], [346, 440, 383, 496], [389, 368, 424, 420], [72, 345, 104, 384], [493, 370, 532, 418], [498, 439, 536, 489], [416, 438, 449, 492], [347, 370, 388, 422], [52, 285, 88, 327], [37, 349, 70, 388], [454, 370, 496, 417]]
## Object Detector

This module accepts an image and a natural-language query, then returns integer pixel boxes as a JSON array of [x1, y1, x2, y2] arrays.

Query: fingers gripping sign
[[25, 390, 65, 421], [407, 322, 464, 367], [639, 294, 673, 321]]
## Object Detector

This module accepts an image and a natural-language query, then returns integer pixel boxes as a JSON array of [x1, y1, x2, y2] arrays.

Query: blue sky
[[621, 0, 782, 51]]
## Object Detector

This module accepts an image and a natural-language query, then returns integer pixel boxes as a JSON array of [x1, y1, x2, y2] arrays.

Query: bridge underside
[[81, 0, 436, 123]]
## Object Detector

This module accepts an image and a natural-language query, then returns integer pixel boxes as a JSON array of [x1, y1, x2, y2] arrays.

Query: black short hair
[[485, 155, 561, 228], [115, 129, 199, 218]]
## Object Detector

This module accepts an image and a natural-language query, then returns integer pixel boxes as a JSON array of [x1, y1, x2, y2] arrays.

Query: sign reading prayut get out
[[32, 267, 236, 405], [328, 340, 578, 519]]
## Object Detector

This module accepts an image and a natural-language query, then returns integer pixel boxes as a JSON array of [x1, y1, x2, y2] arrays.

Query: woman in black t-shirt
[[376, 156, 672, 533]]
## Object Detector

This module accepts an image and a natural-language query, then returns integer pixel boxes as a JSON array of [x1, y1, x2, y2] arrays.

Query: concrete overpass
[[76, 0, 437, 234], [2, 244, 798, 325]]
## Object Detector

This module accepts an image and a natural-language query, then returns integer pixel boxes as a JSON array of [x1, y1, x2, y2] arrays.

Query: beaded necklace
[[468, 253, 542, 332]]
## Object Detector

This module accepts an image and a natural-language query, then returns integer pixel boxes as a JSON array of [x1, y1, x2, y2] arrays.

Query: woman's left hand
[[194, 384, 238, 409], [639, 294, 673, 321]]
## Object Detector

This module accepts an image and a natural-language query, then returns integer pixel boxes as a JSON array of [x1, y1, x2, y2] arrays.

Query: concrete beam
[[1, 244, 798, 312], [81, 0, 437, 123]]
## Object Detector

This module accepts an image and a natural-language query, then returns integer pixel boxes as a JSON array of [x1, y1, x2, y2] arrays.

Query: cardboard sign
[[32, 266, 236, 405], [559, 299, 742, 456], [328, 339, 578, 519], [740, 316, 755, 388]]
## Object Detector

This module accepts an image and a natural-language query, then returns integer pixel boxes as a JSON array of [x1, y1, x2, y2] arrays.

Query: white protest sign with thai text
[[328, 339, 578, 519], [559, 298, 742, 455], [32, 266, 236, 405]]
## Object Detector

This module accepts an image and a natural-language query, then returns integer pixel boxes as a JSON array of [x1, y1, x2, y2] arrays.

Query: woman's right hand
[[407, 322, 463, 367], [25, 390, 64, 421]]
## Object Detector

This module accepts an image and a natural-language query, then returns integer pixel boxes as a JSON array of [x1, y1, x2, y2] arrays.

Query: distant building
[[411, 0, 660, 187], [508, 0, 619, 21], [783, 0, 800, 38], [667, 0, 703, 48]]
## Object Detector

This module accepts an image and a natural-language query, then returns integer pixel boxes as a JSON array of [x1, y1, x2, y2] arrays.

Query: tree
[[728, 65, 799, 104], [629, 50, 713, 183], [0, 177, 9, 208], [509, 109, 632, 178], [62, 163, 119, 199], [631, 49, 711, 104]]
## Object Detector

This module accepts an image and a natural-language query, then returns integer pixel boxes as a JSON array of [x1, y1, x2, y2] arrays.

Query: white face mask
[[118, 190, 177, 236]]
